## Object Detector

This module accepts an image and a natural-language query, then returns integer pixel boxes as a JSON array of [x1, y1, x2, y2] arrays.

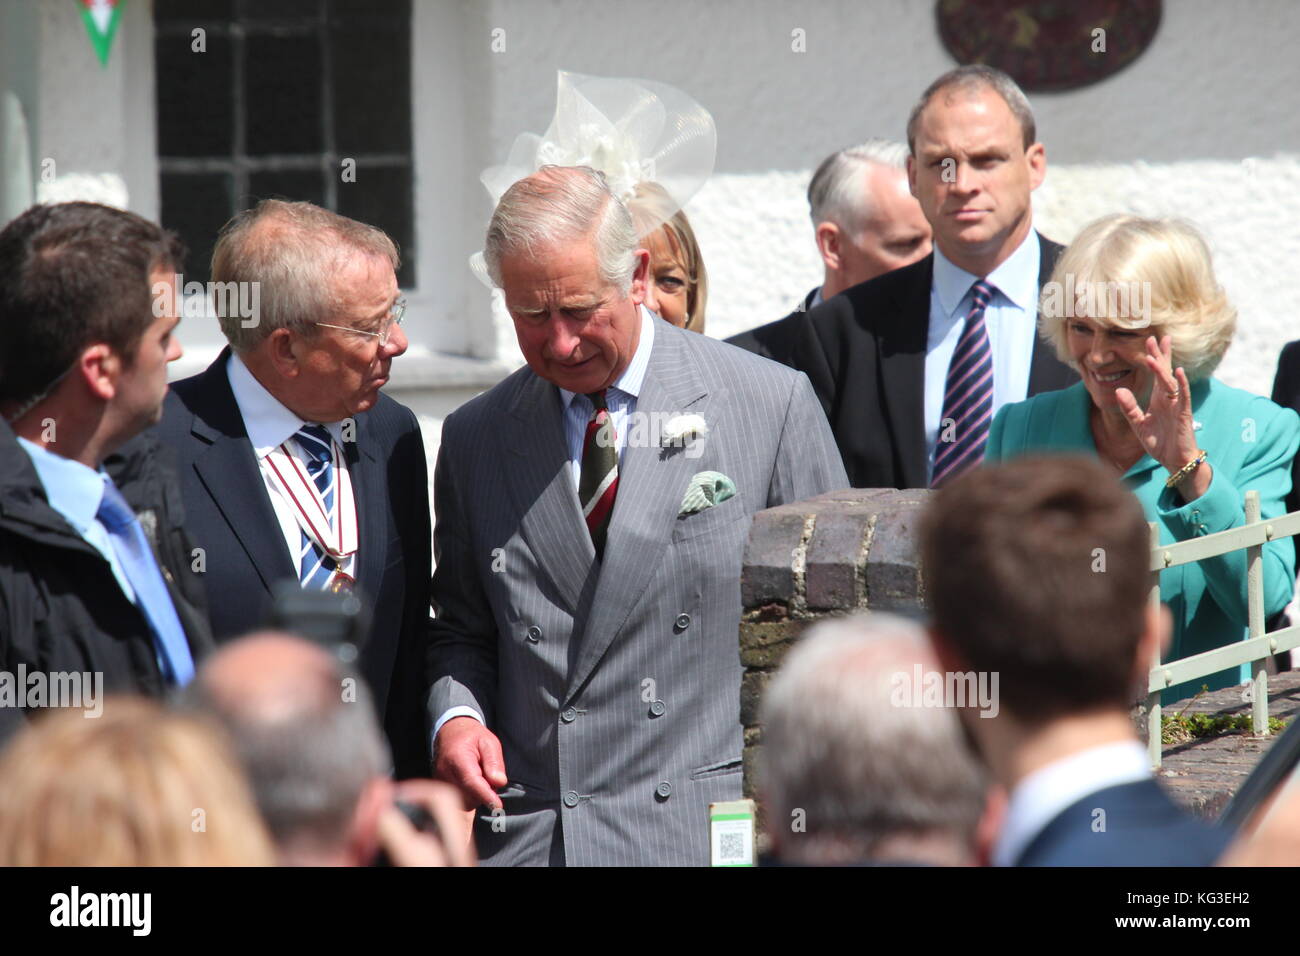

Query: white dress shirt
[[433, 306, 657, 739], [923, 228, 1042, 482], [992, 739, 1152, 867], [225, 353, 357, 583], [557, 305, 655, 490]]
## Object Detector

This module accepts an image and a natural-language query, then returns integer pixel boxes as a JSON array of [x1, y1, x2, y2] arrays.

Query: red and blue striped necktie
[[578, 390, 619, 559], [932, 280, 997, 487]]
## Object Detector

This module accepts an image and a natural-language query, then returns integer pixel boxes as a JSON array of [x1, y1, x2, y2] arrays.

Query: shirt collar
[[15, 436, 108, 533], [933, 228, 1041, 319], [993, 739, 1151, 867], [226, 352, 342, 457], [559, 305, 656, 410]]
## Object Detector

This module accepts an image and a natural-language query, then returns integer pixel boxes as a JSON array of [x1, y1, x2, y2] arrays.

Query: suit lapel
[[877, 256, 934, 489], [1027, 236, 1076, 395], [566, 323, 710, 701], [342, 419, 385, 596], [187, 351, 296, 589], [501, 372, 597, 616]]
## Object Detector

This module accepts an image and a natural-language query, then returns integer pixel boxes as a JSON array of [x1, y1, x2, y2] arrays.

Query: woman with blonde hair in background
[[0, 697, 275, 866], [986, 215, 1300, 703], [629, 180, 709, 333]]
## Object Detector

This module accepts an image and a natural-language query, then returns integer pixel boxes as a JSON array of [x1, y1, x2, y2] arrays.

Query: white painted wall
[[472, 0, 1300, 398], [6, 0, 1300, 475]]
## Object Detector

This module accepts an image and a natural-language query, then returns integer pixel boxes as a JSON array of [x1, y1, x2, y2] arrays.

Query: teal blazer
[[987, 379, 1300, 703]]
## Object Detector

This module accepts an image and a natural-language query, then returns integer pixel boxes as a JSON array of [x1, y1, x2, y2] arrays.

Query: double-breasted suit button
[[561, 707, 577, 723], [649, 699, 666, 717], [674, 612, 691, 632], [563, 791, 580, 808], [526, 625, 542, 642], [655, 781, 672, 800]]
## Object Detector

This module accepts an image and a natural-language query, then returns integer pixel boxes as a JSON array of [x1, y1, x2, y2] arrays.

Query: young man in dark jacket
[[0, 203, 213, 746]]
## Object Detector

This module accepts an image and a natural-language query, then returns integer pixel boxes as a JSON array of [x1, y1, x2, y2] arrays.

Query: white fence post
[[1245, 490, 1268, 736], [1148, 520, 1163, 769]]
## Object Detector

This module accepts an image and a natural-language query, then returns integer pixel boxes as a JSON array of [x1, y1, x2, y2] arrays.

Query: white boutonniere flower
[[662, 414, 708, 444]]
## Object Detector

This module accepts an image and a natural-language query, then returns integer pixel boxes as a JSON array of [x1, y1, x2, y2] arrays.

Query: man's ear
[[815, 222, 841, 273], [1026, 142, 1047, 191], [267, 329, 300, 378], [628, 248, 651, 306], [77, 344, 118, 403], [906, 154, 919, 197], [927, 624, 971, 676]]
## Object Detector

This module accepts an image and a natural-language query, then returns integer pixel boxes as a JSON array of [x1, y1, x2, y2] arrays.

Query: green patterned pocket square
[[679, 471, 737, 516]]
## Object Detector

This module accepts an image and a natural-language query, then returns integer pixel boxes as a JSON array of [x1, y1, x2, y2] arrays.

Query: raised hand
[[1114, 334, 1208, 498]]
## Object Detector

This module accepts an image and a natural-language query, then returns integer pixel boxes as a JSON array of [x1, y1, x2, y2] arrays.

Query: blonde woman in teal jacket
[[986, 216, 1300, 703]]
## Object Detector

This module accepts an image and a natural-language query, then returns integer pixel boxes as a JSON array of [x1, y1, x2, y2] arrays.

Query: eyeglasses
[[313, 298, 406, 346]]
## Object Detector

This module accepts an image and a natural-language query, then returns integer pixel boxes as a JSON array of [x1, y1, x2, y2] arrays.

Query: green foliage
[[1161, 712, 1288, 745]]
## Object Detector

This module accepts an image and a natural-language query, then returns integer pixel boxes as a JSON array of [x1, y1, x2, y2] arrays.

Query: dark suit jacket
[[1016, 779, 1233, 867], [153, 349, 432, 777], [725, 287, 819, 368], [1272, 340, 1300, 517], [792, 234, 1078, 489]]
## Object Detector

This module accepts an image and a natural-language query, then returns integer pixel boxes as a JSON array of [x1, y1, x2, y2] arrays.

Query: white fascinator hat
[[470, 70, 717, 287]]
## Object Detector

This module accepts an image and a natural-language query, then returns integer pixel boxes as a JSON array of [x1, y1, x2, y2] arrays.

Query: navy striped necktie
[[296, 424, 338, 588], [932, 280, 997, 487]]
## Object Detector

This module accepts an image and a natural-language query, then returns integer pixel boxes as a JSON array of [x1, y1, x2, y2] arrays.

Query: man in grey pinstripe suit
[[428, 166, 847, 866]]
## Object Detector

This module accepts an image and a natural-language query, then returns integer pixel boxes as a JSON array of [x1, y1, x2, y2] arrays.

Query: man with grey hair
[[184, 631, 471, 866], [759, 613, 987, 866], [154, 199, 433, 779], [428, 165, 847, 866], [792, 65, 1077, 489], [728, 140, 931, 365]]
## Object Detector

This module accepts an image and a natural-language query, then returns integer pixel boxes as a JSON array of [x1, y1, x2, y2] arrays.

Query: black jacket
[[725, 288, 819, 368], [792, 234, 1078, 489], [0, 419, 214, 745], [153, 350, 433, 778]]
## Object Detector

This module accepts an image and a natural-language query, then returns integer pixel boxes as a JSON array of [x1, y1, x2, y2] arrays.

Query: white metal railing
[[1146, 490, 1300, 767]]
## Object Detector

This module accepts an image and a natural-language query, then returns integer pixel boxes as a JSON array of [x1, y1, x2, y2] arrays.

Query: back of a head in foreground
[[920, 455, 1153, 723], [182, 631, 390, 861], [0, 696, 274, 865], [759, 612, 987, 865]]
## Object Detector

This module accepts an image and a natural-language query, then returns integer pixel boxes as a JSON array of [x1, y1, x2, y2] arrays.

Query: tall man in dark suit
[[727, 140, 931, 365], [922, 456, 1233, 866], [154, 200, 432, 778], [794, 66, 1077, 489], [429, 166, 847, 866]]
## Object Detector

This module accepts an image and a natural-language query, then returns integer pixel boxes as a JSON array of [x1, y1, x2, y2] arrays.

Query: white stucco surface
[[5, 0, 1300, 473], [470, 0, 1300, 397]]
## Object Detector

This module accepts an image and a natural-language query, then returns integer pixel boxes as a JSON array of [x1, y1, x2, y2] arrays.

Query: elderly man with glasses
[[154, 199, 433, 779]]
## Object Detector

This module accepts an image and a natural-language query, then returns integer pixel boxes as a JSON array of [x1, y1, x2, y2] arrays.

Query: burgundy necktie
[[578, 390, 619, 558]]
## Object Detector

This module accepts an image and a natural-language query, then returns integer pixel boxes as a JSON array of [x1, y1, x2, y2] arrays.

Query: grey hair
[[758, 612, 986, 864], [181, 656, 390, 857], [807, 139, 909, 236], [484, 165, 638, 294], [906, 65, 1037, 153], [212, 199, 399, 354]]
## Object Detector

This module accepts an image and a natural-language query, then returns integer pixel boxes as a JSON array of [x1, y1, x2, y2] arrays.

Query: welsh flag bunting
[[79, 0, 123, 67]]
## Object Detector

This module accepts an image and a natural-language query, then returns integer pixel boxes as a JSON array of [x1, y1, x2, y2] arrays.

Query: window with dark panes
[[154, 0, 414, 287]]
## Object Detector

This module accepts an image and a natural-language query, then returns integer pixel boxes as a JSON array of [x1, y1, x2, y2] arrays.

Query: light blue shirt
[[558, 305, 656, 491], [924, 229, 1041, 481], [16, 437, 136, 602]]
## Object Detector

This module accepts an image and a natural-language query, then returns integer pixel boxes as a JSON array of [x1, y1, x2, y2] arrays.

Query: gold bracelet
[[1165, 450, 1208, 489]]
